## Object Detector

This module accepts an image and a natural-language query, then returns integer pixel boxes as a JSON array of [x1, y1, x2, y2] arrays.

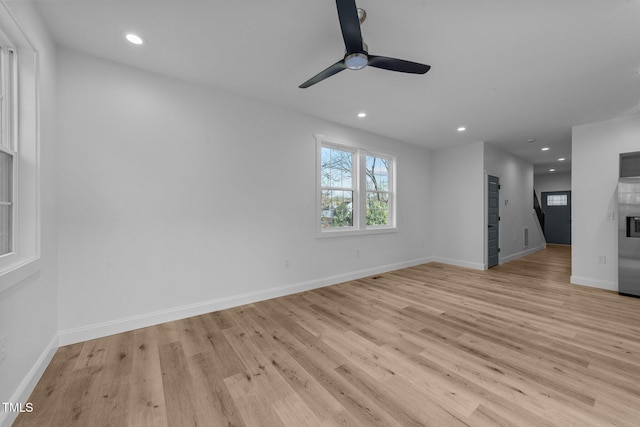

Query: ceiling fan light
[[345, 53, 368, 70]]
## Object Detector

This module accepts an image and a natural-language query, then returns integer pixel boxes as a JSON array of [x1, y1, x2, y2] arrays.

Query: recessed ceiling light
[[357, 112, 367, 118], [558, 158, 565, 161], [125, 33, 145, 45], [457, 126, 466, 132], [549, 168, 556, 172], [541, 147, 550, 151]]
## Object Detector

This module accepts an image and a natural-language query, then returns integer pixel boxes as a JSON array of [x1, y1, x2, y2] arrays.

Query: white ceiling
[[33, 0, 640, 175]]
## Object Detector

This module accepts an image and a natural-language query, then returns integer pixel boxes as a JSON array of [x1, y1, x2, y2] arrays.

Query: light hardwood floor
[[14, 245, 640, 426]]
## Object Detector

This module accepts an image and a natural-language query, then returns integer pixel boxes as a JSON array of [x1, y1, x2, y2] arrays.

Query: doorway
[[541, 191, 571, 245]]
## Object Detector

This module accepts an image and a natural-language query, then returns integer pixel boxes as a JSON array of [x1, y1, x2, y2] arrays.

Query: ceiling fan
[[299, 0, 431, 88]]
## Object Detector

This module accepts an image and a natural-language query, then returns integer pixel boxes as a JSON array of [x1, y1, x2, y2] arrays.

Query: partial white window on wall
[[0, 44, 16, 257], [0, 3, 41, 292], [316, 135, 396, 237]]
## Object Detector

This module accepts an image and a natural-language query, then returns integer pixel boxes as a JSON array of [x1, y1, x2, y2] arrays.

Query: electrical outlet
[[607, 212, 615, 221], [597, 255, 607, 264], [355, 248, 360, 257], [0, 335, 7, 363], [284, 258, 291, 269]]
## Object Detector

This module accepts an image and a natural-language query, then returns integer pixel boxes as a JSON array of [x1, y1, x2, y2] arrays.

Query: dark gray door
[[542, 191, 571, 245], [488, 175, 500, 268]]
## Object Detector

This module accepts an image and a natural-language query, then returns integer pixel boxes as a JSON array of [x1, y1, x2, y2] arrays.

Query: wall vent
[[524, 227, 529, 247]]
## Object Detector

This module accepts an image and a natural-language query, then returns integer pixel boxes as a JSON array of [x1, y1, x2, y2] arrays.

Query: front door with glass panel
[[542, 191, 571, 245]]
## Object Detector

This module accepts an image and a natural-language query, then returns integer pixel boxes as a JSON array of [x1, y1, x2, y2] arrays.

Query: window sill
[[0, 257, 42, 294], [317, 226, 398, 239]]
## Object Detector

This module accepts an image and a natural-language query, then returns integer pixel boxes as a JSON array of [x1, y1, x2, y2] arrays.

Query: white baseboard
[[430, 257, 484, 271], [500, 245, 545, 264], [59, 257, 432, 346], [0, 334, 59, 427], [570, 275, 618, 292]]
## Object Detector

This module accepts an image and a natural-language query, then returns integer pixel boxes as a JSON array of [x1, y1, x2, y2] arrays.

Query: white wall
[[430, 142, 485, 269], [572, 114, 640, 291], [485, 143, 545, 265], [56, 48, 432, 343], [534, 172, 571, 203], [0, 3, 58, 426]]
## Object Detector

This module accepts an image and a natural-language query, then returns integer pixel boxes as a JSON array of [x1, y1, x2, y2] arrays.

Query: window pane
[[322, 147, 353, 189], [0, 151, 11, 255], [0, 204, 10, 255], [366, 191, 389, 226], [321, 189, 353, 228], [334, 149, 352, 188], [341, 160, 352, 189], [365, 155, 389, 192], [547, 194, 567, 206], [0, 151, 12, 202], [0, 48, 3, 148], [321, 147, 331, 187]]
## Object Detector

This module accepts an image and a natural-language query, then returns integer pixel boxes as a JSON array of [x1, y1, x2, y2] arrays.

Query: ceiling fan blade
[[368, 55, 431, 74], [336, 0, 363, 54], [299, 60, 347, 88]]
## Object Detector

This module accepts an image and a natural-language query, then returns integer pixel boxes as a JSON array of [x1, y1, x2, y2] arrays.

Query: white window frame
[[364, 151, 395, 231], [0, 39, 17, 263], [319, 141, 358, 230], [0, 3, 41, 292], [315, 134, 397, 238]]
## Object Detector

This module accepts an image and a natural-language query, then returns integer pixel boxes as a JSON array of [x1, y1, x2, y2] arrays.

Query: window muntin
[[317, 136, 396, 236], [547, 194, 567, 206]]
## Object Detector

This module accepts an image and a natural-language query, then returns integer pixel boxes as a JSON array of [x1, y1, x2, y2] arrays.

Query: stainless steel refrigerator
[[618, 177, 640, 297]]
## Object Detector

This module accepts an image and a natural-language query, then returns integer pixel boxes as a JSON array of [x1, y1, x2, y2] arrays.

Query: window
[[365, 154, 391, 227], [317, 135, 396, 236], [0, 44, 15, 257], [547, 194, 567, 206], [0, 3, 41, 291], [320, 145, 355, 228]]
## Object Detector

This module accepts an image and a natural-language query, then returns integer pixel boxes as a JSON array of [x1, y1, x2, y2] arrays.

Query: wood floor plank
[[127, 327, 168, 427], [188, 352, 246, 426], [157, 341, 199, 426], [14, 245, 640, 426], [223, 372, 286, 427]]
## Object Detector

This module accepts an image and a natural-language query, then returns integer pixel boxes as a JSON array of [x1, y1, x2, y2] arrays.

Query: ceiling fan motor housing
[[345, 52, 368, 69], [345, 40, 368, 70]]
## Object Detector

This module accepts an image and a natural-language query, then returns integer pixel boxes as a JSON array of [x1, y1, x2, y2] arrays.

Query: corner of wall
[[0, 334, 58, 427]]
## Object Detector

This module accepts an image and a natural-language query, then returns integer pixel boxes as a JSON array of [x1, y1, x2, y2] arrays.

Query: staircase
[[534, 190, 544, 235]]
